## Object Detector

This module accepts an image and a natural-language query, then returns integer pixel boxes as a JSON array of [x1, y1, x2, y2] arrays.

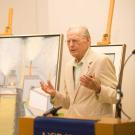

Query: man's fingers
[[80, 75, 94, 82], [40, 81, 49, 91], [47, 80, 54, 89]]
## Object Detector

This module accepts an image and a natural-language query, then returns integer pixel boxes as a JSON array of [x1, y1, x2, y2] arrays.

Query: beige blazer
[[53, 48, 118, 117]]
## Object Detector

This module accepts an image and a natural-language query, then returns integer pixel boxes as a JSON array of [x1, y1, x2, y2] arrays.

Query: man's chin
[[71, 52, 76, 56], [71, 53, 78, 58]]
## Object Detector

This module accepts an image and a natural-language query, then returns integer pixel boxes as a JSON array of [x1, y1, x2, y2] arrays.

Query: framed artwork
[[0, 34, 63, 90], [91, 44, 126, 85], [0, 34, 63, 116]]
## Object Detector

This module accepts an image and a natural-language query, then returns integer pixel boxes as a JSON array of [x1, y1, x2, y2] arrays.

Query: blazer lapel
[[67, 64, 75, 95], [72, 48, 97, 103], [73, 60, 93, 103]]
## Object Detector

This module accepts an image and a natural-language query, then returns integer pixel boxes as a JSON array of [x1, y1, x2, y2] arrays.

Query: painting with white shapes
[[0, 38, 24, 86], [0, 35, 63, 89]]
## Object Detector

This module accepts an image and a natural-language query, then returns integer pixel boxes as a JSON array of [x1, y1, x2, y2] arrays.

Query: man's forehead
[[67, 30, 84, 39], [67, 33, 82, 40]]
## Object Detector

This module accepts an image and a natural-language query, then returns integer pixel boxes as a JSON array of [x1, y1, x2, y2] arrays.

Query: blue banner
[[34, 116, 96, 135]]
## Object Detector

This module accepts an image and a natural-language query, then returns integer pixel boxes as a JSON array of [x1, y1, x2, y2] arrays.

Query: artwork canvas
[[0, 34, 63, 116], [0, 34, 63, 90]]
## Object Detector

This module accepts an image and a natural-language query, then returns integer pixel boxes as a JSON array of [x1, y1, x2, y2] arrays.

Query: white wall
[[0, 0, 48, 34], [0, 0, 135, 119]]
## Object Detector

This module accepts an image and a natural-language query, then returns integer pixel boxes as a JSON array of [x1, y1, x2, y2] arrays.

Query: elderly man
[[41, 26, 117, 117]]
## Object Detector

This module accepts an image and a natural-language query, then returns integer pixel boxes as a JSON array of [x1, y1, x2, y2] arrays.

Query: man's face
[[67, 30, 90, 61]]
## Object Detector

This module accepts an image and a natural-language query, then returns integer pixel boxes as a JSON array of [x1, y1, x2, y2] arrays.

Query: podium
[[95, 118, 135, 135], [19, 116, 135, 135]]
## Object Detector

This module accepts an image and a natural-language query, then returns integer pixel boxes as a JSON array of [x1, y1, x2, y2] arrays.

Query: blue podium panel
[[34, 116, 96, 135]]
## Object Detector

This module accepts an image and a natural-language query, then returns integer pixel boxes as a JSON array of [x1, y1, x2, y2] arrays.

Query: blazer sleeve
[[95, 55, 118, 104], [51, 65, 70, 109], [51, 86, 70, 109]]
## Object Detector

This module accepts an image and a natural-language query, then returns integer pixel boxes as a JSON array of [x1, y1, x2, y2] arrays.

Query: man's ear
[[87, 37, 91, 44]]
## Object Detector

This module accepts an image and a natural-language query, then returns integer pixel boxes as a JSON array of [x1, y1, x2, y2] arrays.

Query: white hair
[[67, 26, 91, 38]]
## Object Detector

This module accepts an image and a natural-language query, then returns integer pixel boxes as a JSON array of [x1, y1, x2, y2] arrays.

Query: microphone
[[43, 106, 62, 116], [123, 49, 135, 67], [115, 49, 135, 119], [132, 49, 135, 54]]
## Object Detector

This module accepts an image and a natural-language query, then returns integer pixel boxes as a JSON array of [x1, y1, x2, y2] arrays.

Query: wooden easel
[[97, 0, 115, 45], [0, 8, 13, 35]]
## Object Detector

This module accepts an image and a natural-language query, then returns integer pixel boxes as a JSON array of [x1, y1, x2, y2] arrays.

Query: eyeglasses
[[67, 39, 80, 45]]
